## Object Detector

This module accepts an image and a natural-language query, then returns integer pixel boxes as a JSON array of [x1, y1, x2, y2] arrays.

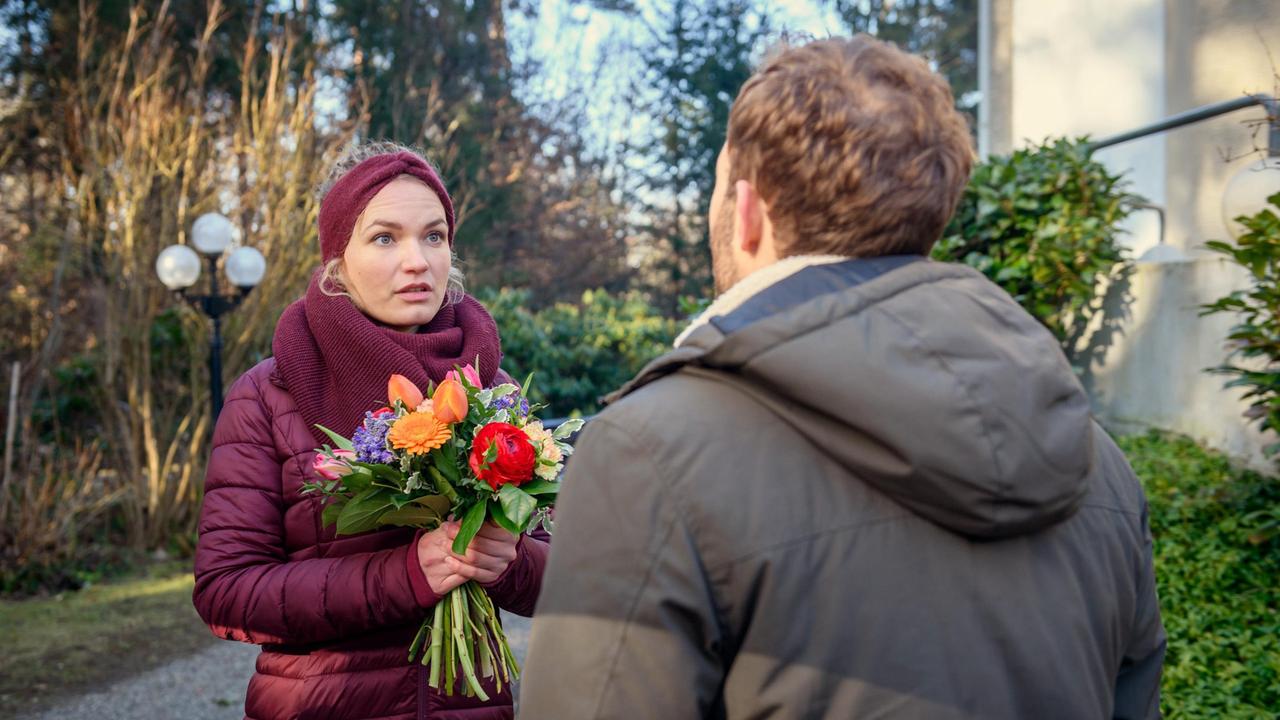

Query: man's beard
[[710, 198, 738, 294]]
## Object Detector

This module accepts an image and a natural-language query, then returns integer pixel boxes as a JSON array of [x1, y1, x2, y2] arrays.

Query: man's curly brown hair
[[726, 35, 974, 258]]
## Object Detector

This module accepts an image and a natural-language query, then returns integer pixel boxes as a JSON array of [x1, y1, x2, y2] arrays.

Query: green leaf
[[552, 418, 585, 439], [413, 494, 452, 516], [498, 484, 536, 530], [428, 466, 460, 504], [517, 479, 559, 496], [315, 424, 355, 452], [1203, 240, 1237, 255], [321, 499, 346, 529], [350, 461, 404, 486], [336, 489, 395, 535], [488, 499, 521, 535], [378, 504, 444, 528], [452, 501, 489, 554], [431, 449, 460, 482], [490, 383, 520, 399], [340, 466, 374, 493]]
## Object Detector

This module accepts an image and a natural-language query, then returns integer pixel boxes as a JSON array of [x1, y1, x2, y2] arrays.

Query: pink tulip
[[446, 363, 484, 389], [313, 449, 356, 480]]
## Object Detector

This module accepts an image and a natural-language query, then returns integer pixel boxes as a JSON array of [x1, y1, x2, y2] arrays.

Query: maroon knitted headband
[[318, 151, 456, 262]]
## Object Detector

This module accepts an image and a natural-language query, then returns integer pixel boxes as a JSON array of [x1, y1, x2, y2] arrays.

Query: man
[[520, 36, 1164, 719]]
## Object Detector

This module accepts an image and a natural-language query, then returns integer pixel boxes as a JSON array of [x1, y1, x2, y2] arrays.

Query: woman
[[193, 142, 548, 720]]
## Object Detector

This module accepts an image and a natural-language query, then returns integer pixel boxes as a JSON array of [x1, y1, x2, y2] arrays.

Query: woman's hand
[[445, 521, 520, 584], [417, 520, 520, 595]]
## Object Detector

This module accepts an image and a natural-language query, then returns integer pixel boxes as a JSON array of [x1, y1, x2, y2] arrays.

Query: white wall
[[1087, 258, 1270, 462], [985, 0, 1280, 467], [1009, 0, 1166, 255]]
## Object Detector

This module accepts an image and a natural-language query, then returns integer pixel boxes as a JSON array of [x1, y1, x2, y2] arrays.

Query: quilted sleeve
[[192, 368, 433, 646]]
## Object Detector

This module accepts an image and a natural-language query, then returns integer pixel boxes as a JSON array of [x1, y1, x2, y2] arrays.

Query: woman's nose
[[400, 240, 430, 272]]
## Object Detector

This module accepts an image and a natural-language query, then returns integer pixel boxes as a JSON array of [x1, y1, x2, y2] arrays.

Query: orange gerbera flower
[[387, 412, 452, 455]]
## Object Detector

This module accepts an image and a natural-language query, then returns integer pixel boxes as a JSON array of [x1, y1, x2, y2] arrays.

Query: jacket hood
[[616, 258, 1093, 539]]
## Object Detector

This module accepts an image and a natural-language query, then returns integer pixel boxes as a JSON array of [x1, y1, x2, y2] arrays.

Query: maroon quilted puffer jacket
[[193, 358, 548, 720]]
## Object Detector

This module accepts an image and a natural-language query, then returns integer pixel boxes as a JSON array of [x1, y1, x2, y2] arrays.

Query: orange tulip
[[388, 374, 424, 409], [432, 379, 469, 424]]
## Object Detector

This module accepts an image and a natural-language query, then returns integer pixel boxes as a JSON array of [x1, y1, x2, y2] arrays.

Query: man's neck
[[675, 254, 849, 347]]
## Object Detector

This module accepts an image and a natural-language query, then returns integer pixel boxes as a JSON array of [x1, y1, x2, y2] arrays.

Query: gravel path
[[21, 614, 532, 720]]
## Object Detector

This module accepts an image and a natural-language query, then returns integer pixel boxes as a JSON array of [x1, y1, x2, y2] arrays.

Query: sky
[[507, 0, 848, 155]]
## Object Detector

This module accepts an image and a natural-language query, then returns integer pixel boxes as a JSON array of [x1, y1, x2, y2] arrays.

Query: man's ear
[[734, 179, 763, 254]]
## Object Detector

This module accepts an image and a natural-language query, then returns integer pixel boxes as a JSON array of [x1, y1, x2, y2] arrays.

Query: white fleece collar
[[674, 254, 849, 347]]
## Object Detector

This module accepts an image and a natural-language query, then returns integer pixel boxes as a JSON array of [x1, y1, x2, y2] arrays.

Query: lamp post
[[155, 213, 266, 421]]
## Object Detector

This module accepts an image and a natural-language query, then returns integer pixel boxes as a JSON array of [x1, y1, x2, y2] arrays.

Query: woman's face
[[341, 176, 452, 332]]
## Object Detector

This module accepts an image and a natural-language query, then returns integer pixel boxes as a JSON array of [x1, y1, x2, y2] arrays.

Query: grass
[[0, 559, 218, 719], [1117, 431, 1280, 719]]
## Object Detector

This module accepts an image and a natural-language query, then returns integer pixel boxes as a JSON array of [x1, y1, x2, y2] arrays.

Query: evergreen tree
[[826, 0, 978, 114], [627, 0, 770, 311]]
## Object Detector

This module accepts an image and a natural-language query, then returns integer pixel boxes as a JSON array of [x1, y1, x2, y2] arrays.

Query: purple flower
[[490, 393, 530, 418], [352, 410, 393, 464]]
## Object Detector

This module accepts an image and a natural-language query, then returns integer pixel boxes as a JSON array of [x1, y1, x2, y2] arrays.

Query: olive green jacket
[[520, 257, 1164, 719]]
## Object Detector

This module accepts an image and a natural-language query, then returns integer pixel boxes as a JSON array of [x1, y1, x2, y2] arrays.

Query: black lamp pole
[[176, 254, 250, 422]]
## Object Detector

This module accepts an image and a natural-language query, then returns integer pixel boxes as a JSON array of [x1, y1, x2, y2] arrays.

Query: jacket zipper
[[418, 662, 427, 720]]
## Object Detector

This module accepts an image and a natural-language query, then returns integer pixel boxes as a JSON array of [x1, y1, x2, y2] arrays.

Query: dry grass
[[0, 560, 214, 720]]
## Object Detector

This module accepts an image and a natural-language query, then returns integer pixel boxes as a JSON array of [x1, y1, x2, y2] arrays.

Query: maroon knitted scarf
[[273, 273, 502, 445]]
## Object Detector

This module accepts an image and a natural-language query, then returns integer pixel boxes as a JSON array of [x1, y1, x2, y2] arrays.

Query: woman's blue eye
[[426, 231, 445, 244], [373, 233, 394, 246]]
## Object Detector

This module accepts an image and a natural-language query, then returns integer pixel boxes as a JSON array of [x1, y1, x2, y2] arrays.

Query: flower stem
[[443, 597, 455, 694], [428, 599, 444, 688], [450, 586, 489, 700], [408, 615, 430, 663], [469, 585, 496, 687], [473, 582, 519, 682], [419, 584, 518, 699]]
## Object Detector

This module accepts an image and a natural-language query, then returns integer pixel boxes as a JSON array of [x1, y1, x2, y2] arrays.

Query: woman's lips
[[396, 285, 433, 302], [397, 290, 433, 302]]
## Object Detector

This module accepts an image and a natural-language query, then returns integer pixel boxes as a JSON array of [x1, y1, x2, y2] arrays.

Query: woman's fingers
[[434, 519, 518, 582], [451, 547, 514, 574], [474, 521, 517, 541], [445, 556, 500, 583], [446, 521, 517, 544], [465, 533, 518, 556]]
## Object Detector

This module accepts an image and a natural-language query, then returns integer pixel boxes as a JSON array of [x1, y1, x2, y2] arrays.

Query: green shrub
[[479, 288, 679, 417], [1201, 191, 1280, 458], [934, 138, 1141, 356], [1117, 431, 1280, 718]]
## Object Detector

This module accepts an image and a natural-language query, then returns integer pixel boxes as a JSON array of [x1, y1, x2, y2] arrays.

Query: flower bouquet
[[302, 362, 581, 699]]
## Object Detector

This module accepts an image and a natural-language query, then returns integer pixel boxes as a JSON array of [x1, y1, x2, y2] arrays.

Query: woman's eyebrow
[[365, 218, 447, 231]]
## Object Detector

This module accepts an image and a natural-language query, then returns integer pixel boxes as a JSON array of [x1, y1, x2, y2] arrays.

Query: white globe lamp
[[191, 212, 238, 256], [225, 246, 267, 289], [155, 244, 201, 290]]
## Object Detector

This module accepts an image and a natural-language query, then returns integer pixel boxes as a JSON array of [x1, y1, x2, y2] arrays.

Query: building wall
[[982, 0, 1280, 466], [1165, 0, 1279, 254]]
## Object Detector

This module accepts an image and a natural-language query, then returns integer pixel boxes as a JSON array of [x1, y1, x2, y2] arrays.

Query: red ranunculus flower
[[469, 422, 536, 490]]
